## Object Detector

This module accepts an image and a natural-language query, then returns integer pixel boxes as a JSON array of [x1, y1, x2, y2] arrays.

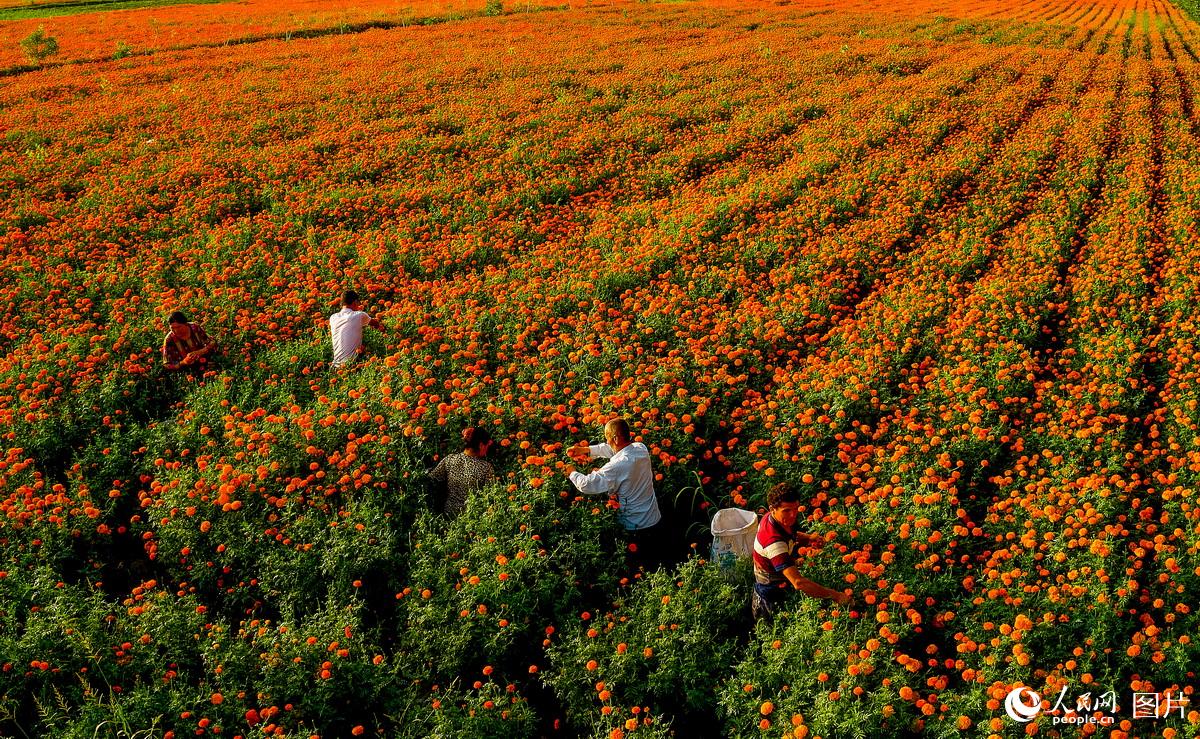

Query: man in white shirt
[[329, 290, 384, 367], [566, 418, 665, 571]]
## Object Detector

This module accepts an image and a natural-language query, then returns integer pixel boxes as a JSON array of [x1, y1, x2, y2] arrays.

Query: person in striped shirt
[[752, 482, 848, 623], [162, 311, 216, 372]]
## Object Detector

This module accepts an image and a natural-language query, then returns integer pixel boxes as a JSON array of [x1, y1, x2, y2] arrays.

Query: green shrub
[[545, 557, 750, 734], [396, 483, 624, 683], [719, 594, 924, 737], [20, 27, 58, 65]]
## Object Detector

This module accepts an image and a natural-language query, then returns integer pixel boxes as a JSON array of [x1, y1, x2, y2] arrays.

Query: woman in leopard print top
[[430, 427, 496, 517]]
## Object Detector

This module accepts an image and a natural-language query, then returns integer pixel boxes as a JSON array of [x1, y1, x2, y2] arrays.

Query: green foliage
[[397, 483, 623, 682], [412, 681, 540, 738], [545, 557, 749, 734], [720, 597, 922, 737], [20, 27, 58, 64], [0, 0, 224, 21]]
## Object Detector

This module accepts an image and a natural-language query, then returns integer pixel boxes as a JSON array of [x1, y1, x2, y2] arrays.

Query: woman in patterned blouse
[[162, 311, 216, 371], [430, 427, 496, 518]]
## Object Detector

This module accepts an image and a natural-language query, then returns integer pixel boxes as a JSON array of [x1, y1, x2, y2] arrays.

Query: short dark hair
[[767, 482, 801, 509], [168, 311, 188, 325], [342, 290, 360, 307], [462, 426, 491, 451], [604, 418, 631, 442]]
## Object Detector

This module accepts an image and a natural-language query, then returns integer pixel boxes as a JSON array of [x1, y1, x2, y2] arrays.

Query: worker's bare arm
[[782, 566, 849, 603], [796, 532, 825, 549]]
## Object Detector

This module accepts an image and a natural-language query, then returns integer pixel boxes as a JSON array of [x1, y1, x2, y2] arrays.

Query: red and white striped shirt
[[752, 512, 805, 586]]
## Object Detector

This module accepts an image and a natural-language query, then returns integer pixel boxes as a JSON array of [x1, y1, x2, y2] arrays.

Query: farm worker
[[565, 418, 664, 570], [751, 482, 849, 623], [329, 290, 384, 367], [429, 426, 497, 518], [162, 311, 216, 371]]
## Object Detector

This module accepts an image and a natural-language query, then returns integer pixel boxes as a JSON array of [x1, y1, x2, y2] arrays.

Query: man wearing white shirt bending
[[566, 418, 664, 571], [329, 290, 384, 367]]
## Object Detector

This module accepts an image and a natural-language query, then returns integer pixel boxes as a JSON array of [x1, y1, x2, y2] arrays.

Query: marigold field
[[2, 0, 1200, 735]]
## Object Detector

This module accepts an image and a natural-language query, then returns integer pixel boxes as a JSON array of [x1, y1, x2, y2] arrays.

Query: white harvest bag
[[710, 508, 758, 567]]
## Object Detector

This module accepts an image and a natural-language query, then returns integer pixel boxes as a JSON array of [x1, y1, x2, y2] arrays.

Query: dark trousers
[[625, 519, 666, 574], [752, 582, 788, 624]]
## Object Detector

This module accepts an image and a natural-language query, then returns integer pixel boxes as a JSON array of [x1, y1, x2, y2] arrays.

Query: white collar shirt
[[330, 308, 371, 366], [568, 441, 662, 531]]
